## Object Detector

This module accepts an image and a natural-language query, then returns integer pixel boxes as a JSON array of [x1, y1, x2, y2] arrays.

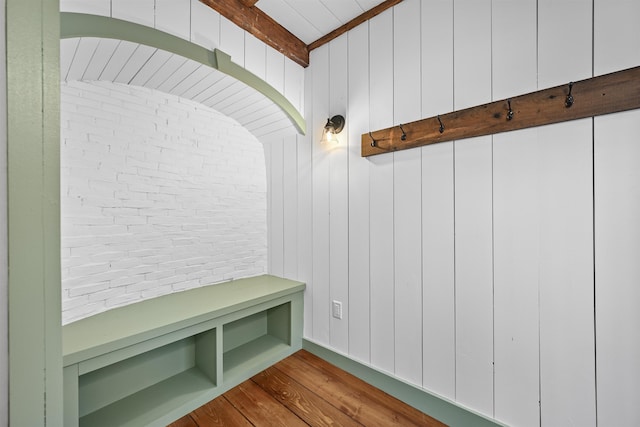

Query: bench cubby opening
[[63, 275, 304, 427], [223, 302, 291, 382], [78, 328, 216, 426]]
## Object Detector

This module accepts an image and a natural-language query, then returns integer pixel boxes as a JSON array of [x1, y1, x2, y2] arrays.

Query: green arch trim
[[60, 12, 306, 135]]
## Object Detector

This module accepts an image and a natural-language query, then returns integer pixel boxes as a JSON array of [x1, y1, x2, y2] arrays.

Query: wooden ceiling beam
[[308, 0, 404, 51], [240, 0, 259, 7], [200, 0, 309, 67]]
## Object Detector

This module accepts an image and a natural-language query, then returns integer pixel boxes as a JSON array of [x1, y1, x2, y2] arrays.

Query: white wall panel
[[453, 136, 494, 417], [298, 67, 314, 339], [190, 0, 220, 50], [491, 2, 540, 426], [284, 58, 304, 116], [491, 0, 538, 99], [60, 0, 111, 15], [393, 0, 422, 125], [538, 0, 592, 87], [220, 16, 245, 67], [538, 121, 595, 427], [328, 35, 349, 353], [282, 134, 298, 279], [347, 23, 370, 364], [269, 139, 284, 277], [594, 0, 640, 75], [244, 34, 267, 81], [264, 140, 273, 275], [420, 0, 455, 400], [368, 9, 395, 374], [453, 0, 492, 109], [594, 1, 640, 426], [265, 46, 285, 96], [493, 130, 540, 427], [392, 0, 422, 387], [453, 0, 493, 417], [538, 2, 596, 427], [155, 0, 190, 40], [111, 0, 154, 28], [421, 142, 455, 397], [594, 111, 640, 427], [311, 46, 331, 345], [421, 0, 453, 118]]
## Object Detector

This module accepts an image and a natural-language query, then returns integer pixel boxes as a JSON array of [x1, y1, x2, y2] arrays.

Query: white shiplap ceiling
[[61, 37, 298, 140], [59, 1, 390, 141], [255, 0, 388, 44]]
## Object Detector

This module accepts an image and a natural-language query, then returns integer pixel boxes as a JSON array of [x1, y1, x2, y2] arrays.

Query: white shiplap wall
[[593, 1, 640, 427], [266, 0, 640, 426]]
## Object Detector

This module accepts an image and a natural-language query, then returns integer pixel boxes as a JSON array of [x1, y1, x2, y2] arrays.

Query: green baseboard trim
[[302, 339, 506, 427]]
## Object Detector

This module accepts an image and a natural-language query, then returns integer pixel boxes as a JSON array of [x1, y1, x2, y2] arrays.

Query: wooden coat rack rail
[[361, 65, 640, 157]]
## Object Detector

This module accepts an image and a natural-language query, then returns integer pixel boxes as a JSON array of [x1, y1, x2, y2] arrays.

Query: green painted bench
[[62, 275, 305, 427]]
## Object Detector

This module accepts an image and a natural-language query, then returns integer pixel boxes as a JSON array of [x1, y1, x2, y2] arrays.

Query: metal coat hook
[[437, 115, 445, 133], [506, 99, 514, 121], [565, 82, 574, 108], [369, 131, 377, 147], [399, 124, 407, 141]]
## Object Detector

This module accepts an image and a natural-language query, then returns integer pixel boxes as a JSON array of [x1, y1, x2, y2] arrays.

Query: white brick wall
[[61, 80, 267, 324]]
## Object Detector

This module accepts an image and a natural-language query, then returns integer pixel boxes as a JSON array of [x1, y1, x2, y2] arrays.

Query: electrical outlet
[[332, 300, 343, 320]]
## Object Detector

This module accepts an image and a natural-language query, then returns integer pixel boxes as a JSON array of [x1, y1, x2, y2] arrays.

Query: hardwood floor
[[168, 350, 447, 427]]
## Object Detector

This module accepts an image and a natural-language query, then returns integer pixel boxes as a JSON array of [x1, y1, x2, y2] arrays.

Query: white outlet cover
[[332, 300, 342, 319]]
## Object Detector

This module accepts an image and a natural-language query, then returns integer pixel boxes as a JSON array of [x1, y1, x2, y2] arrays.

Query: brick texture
[[61, 81, 267, 324]]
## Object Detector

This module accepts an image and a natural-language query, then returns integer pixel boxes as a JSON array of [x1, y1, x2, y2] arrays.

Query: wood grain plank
[[199, 0, 309, 67], [189, 396, 253, 427], [279, 351, 446, 427], [224, 380, 308, 427], [167, 414, 199, 427], [362, 65, 640, 157], [251, 366, 363, 427]]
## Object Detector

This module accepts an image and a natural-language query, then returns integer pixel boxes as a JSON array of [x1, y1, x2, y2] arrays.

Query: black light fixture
[[321, 114, 345, 144]]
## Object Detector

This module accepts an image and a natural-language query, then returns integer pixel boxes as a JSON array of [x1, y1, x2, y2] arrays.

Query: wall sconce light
[[321, 115, 345, 144]]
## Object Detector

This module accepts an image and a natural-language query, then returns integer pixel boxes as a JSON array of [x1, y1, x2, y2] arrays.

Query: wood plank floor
[[168, 350, 447, 427]]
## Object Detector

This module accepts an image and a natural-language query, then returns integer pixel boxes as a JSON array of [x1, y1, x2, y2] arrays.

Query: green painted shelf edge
[[63, 275, 305, 366], [59, 12, 306, 135], [79, 367, 215, 427], [223, 335, 290, 381]]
